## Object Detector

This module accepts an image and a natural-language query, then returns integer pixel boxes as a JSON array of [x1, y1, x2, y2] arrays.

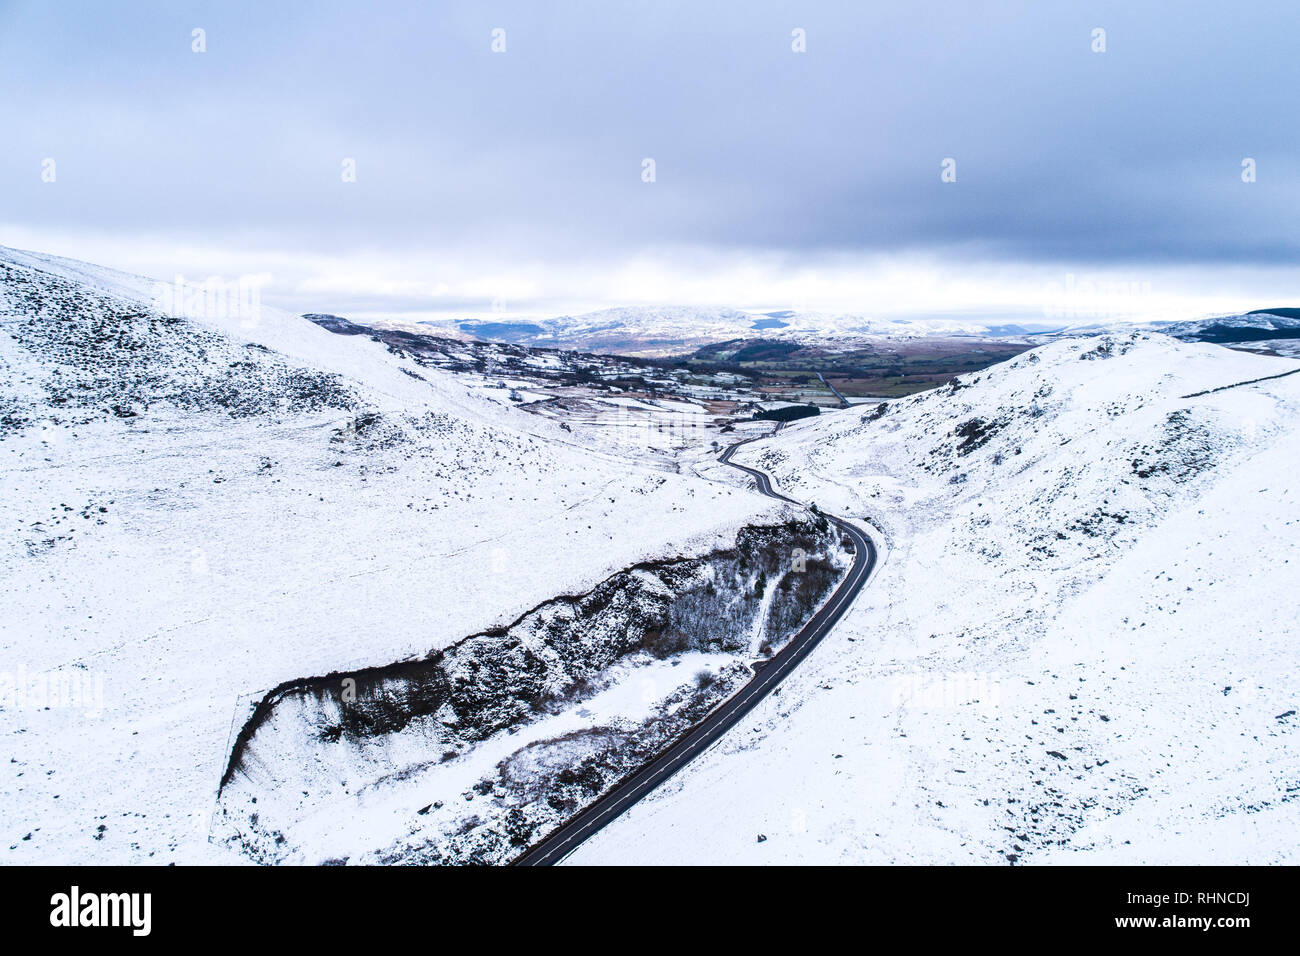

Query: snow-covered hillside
[[7, 242, 1295, 867], [569, 332, 1300, 864], [1161, 311, 1300, 340], [0, 246, 800, 864], [1047, 310, 1300, 355]]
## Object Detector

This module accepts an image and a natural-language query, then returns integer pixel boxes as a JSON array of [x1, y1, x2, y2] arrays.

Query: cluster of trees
[[760, 557, 839, 655], [753, 404, 820, 423]]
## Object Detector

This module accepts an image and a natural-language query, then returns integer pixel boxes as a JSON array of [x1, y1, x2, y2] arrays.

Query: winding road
[[513, 430, 877, 865], [817, 371, 851, 408]]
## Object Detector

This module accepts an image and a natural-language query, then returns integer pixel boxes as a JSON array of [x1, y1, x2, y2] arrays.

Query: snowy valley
[[570, 332, 1300, 864], [1, 245, 1295, 866], [0, 247, 836, 864]]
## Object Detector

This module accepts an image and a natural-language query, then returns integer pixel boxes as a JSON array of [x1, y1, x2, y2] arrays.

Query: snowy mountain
[[6, 241, 1297, 867], [0, 245, 811, 864], [1157, 311, 1300, 345], [415, 305, 998, 356], [569, 332, 1300, 864], [1046, 310, 1300, 345]]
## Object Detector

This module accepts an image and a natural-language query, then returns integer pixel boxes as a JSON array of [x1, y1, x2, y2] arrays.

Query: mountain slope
[[0, 246, 790, 864], [568, 332, 1300, 864], [1162, 311, 1300, 344]]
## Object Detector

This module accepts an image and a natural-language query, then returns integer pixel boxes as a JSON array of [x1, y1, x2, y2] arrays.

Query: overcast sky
[[2, 0, 1297, 322]]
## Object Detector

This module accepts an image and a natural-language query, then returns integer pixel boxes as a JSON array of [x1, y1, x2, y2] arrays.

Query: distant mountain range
[[1165, 310, 1300, 343], [404, 306, 1006, 356], [392, 305, 1300, 356]]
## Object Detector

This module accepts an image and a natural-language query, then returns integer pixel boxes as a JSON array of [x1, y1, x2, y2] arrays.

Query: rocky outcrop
[[214, 518, 847, 863]]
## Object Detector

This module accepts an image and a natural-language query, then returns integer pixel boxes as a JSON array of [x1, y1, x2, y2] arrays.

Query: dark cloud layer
[[1, 0, 1297, 274]]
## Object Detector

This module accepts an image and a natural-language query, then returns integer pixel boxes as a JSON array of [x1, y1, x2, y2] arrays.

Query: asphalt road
[[816, 371, 851, 408], [512, 431, 878, 865]]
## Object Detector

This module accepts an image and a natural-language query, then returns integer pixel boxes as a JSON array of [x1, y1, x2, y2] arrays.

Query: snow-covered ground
[[569, 333, 1300, 865], [6, 241, 1296, 867], [0, 246, 792, 864]]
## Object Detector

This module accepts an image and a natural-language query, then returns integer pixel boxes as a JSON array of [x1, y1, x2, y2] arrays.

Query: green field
[[684, 339, 1036, 399]]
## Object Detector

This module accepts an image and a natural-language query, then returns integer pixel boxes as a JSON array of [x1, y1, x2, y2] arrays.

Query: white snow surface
[[0, 246, 788, 863], [569, 332, 1300, 865], [6, 242, 1297, 867]]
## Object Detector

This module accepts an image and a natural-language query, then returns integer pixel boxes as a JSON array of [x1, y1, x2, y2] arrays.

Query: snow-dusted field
[[5, 242, 1296, 867], [0, 247, 789, 864], [569, 333, 1300, 865]]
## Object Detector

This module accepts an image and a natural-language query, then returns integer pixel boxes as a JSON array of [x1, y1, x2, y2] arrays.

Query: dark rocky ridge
[[215, 517, 846, 862]]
